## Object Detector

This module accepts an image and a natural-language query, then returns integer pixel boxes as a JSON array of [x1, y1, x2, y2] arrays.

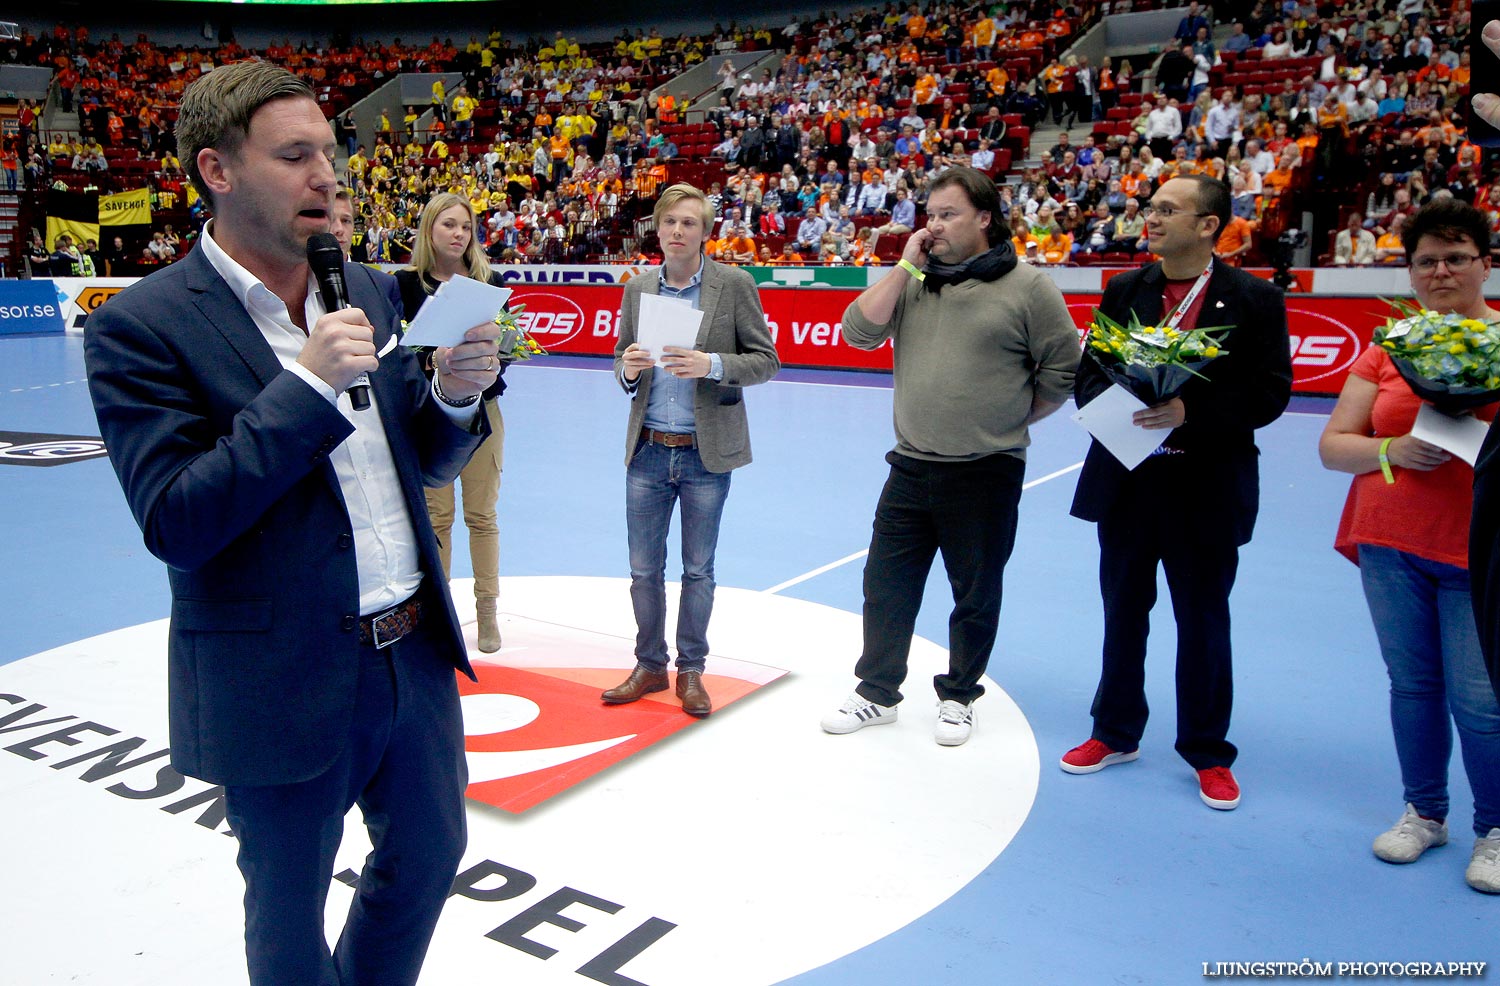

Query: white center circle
[[0, 576, 1039, 986]]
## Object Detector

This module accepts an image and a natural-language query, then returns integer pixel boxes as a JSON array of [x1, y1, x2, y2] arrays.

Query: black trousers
[[854, 451, 1024, 708], [1090, 508, 1240, 769]]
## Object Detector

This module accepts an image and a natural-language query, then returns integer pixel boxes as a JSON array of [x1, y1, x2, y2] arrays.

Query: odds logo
[[1286, 308, 1362, 385], [511, 292, 587, 347]]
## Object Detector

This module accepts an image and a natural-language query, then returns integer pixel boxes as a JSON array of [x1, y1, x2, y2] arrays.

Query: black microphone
[[306, 232, 371, 411]]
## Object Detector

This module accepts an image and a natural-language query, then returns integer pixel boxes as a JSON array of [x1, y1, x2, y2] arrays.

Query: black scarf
[[922, 240, 1018, 293]]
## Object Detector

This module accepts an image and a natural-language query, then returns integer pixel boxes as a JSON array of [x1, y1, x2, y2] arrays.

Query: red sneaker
[[1197, 766, 1241, 810], [1059, 738, 1140, 775]]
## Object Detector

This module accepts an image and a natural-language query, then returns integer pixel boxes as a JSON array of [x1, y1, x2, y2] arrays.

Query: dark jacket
[[84, 246, 485, 785], [1070, 260, 1293, 546]]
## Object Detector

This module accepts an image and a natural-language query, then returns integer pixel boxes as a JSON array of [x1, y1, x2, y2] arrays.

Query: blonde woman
[[396, 193, 509, 652]]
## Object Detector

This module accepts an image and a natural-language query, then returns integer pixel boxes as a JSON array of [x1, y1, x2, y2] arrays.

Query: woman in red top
[[1319, 199, 1500, 894]]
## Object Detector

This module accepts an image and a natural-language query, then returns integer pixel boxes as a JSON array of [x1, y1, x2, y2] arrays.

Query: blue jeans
[[1360, 545, 1500, 835], [626, 440, 731, 673]]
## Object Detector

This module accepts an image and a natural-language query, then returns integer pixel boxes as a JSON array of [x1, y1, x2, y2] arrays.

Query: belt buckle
[[371, 606, 402, 649]]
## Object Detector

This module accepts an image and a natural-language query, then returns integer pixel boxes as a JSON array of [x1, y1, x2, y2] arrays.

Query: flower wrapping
[[1083, 308, 1232, 405], [1374, 301, 1500, 414]]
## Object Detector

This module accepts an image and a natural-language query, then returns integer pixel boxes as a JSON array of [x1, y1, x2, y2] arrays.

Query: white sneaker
[[1467, 828, 1500, 894], [1372, 803, 1448, 863], [934, 699, 974, 747], [821, 693, 898, 734]]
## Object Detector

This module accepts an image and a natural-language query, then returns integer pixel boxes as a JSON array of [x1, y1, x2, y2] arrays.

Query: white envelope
[[1411, 403, 1491, 467], [1071, 384, 1169, 470], [636, 292, 704, 365], [400, 275, 513, 348]]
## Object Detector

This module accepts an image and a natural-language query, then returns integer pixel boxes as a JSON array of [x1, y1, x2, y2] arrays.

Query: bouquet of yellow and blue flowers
[[1084, 308, 1233, 404], [1374, 301, 1500, 413], [494, 303, 547, 362]]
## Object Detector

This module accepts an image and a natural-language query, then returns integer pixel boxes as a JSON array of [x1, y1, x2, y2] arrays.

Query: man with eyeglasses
[[1062, 175, 1292, 812]]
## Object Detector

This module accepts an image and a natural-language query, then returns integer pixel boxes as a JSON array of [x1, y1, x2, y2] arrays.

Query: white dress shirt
[[1146, 106, 1183, 140], [200, 223, 474, 615]]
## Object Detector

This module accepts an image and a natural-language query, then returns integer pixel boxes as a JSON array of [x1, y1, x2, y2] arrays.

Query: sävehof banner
[[99, 188, 152, 227]]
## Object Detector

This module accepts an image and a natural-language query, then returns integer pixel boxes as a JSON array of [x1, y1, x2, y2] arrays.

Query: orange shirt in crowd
[[1262, 166, 1294, 198], [1039, 231, 1071, 264], [1375, 231, 1405, 263], [1215, 215, 1255, 265]]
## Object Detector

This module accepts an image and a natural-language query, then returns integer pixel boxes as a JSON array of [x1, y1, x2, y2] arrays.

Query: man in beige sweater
[[820, 167, 1080, 746]]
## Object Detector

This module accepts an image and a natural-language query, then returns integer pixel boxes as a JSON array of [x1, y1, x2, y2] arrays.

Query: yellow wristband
[[1378, 436, 1395, 485], [897, 258, 926, 281]]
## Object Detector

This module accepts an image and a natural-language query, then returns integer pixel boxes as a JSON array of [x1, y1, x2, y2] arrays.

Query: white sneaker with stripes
[[821, 692, 899, 734], [934, 699, 975, 747]]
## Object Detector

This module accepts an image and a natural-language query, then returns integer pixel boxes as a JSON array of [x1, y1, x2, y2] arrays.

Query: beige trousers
[[425, 401, 504, 603]]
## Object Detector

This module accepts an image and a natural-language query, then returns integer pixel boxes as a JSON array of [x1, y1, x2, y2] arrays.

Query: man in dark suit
[[605, 182, 780, 717], [1062, 175, 1291, 810], [83, 62, 502, 986]]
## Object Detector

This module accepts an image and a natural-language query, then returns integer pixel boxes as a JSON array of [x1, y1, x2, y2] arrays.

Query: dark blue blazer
[[1070, 261, 1293, 547], [84, 244, 483, 786]]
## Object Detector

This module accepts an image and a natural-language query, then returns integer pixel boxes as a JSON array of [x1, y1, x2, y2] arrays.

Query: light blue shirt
[[628, 256, 724, 435]]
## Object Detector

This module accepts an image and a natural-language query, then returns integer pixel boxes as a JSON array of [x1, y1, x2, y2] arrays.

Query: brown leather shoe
[[601, 665, 669, 704], [675, 670, 712, 717]]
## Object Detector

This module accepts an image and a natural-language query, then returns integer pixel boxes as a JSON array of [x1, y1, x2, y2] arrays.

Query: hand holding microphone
[[300, 233, 378, 403], [305, 232, 374, 410]]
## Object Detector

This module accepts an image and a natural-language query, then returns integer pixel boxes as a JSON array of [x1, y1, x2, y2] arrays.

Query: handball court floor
[[0, 333, 1493, 985]]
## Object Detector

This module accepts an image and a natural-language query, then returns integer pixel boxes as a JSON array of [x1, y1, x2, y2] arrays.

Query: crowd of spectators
[[334, 0, 1098, 265], [1009, 0, 1487, 267], [3, 1, 1096, 270], [3, 0, 1492, 273]]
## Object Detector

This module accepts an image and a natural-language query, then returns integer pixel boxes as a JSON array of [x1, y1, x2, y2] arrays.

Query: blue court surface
[[1, 335, 1493, 985]]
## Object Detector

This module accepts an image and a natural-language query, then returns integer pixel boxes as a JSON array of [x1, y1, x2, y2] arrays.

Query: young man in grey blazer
[[603, 183, 781, 716]]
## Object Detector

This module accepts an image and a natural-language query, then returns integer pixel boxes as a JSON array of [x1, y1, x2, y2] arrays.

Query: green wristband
[[1378, 436, 1395, 485], [897, 258, 925, 281]]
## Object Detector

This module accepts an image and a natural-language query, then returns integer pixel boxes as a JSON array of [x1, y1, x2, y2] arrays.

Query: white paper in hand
[[1072, 383, 1169, 470], [636, 292, 704, 365], [1411, 403, 1491, 467], [400, 275, 513, 348]]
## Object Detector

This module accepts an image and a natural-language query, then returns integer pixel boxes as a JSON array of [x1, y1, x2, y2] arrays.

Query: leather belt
[[359, 598, 422, 649], [641, 427, 696, 448]]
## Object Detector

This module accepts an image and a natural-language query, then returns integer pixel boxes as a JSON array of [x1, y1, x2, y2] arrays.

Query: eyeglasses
[[1142, 205, 1208, 220], [1411, 253, 1481, 274]]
